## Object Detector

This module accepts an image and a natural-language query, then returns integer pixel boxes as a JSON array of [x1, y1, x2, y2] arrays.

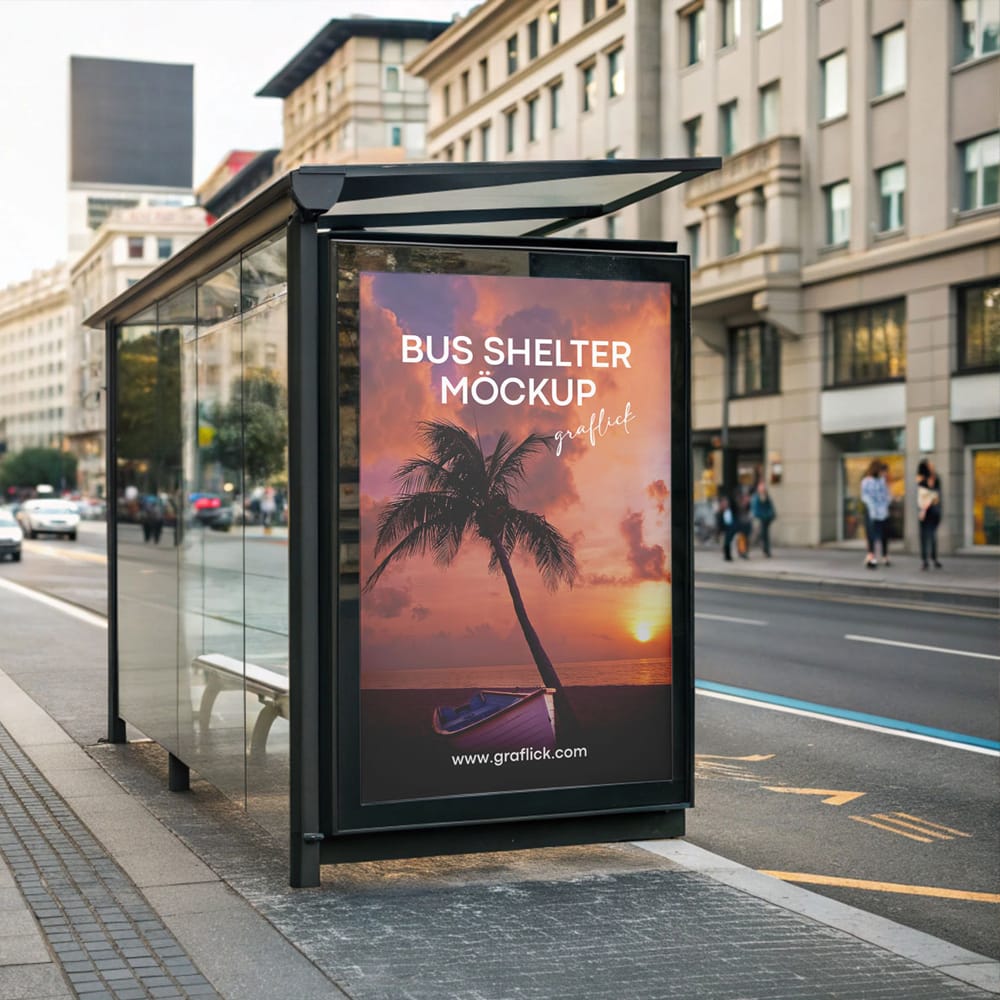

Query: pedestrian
[[717, 496, 736, 562], [916, 458, 943, 570], [860, 459, 891, 568], [261, 486, 277, 535], [750, 481, 777, 557], [140, 494, 164, 544]]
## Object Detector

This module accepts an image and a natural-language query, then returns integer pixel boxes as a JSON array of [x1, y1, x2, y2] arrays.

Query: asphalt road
[[3, 525, 998, 959], [692, 582, 1000, 960]]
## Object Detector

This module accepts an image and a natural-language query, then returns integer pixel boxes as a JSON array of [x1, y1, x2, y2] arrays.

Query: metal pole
[[287, 215, 323, 888], [105, 319, 126, 744]]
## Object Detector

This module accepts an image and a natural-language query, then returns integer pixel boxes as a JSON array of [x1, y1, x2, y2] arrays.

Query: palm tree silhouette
[[364, 420, 580, 736]]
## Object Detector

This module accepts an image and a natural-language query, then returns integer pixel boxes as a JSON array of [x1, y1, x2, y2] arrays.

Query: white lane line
[[696, 612, 768, 626], [845, 634, 1000, 662], [0, 577, 107, 630], [696, 688, 1000, 756]]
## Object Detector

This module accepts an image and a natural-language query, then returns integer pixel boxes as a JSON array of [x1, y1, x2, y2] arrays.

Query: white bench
[[193, 653, 289, 755]]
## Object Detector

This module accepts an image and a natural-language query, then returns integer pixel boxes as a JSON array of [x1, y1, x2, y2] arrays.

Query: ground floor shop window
[[970, 448, 1000, 546], [841, 452, 905, 541]]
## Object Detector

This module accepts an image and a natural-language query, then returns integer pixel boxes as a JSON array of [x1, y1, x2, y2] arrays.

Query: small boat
[[433, 687, 556, 753]]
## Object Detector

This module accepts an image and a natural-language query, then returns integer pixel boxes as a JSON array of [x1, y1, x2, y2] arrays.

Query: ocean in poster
[[361, 656, 671, 690]]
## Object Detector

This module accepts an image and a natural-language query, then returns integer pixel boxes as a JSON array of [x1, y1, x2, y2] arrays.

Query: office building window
[[958, 280, 1000, 370], [824, 180, 851, 245], [719, 100, 738, 156], [821, 51, 848, 119], [759, 0, 782, 31], [876, 163, 905, 232], [479, 57, 489, 93], [527, 95, 540, 141], [443, 84, 451, 117], [684, 116, 702, 156], [583, 0, 596, 23], [480, 122, 492, 160], [384, 65, 401, 92], [759, 81, 779, 140], [507, 34, 519, 75], [549, 5, 561, 46], [721, 0, 740, 47], [582, 63, 597, 111], [722, 197, 740, 254], [462, 134, 472, 161], [156, 237, 172, 260], [876, 26, 906, 95], [684, 5, 705, 66], [608, 46, 625, 97], [550, 80, 563, 127], [825, 300, 906, 386], [127, 236, 144, 259], [606, 214, 618, 239], [523, 20, 537, 61], [960, 132, 1000, 210], [505, 108, 518, 153], [687, 222, 701, 268], [461, 70, 470, 105], [956, 0, 1000, 63], [729, 323, 780, 397], [388, 125, 403, 147]]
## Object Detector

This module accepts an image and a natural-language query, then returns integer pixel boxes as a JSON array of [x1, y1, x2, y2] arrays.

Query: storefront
[[88, 160, 718, 886]]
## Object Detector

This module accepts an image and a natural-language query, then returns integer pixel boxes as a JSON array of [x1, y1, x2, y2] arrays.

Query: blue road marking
[[696, 679, 1000, 752]]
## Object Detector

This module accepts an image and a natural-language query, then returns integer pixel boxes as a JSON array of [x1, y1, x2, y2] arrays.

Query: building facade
[[413, 0, 999, 552], [68, 207, 207, 497], [68, 56, 196, 262], [0, 266, 72, 465], [660, 0, 999, 552], [256, 18, 451, 171], [410, 0, 652, 239]]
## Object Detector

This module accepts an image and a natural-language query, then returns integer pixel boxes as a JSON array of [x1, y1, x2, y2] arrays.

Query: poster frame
[[323, 232, 694, 841]]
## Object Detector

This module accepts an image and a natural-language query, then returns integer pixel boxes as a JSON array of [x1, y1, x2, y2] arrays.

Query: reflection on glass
[[117, 305, 182, 747], [241, 236, 290, 833], [115, 235, 289, 837]]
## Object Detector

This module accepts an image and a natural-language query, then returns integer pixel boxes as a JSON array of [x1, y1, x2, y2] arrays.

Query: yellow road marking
[[763, 786, 865, 806], [849, 815, 933, 842], [891, 812, 972, 838], [23, 542, 105, 565], [760, 871, 1000, 903], [871, 814, 953, 840], [696, 754, 775, 762]]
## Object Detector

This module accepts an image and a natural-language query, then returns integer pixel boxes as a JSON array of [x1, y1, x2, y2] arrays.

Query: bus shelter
[[88, 159, 720, 887]]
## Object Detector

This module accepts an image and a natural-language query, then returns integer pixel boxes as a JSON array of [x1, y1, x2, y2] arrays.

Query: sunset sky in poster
[[358, 270, 672, 678]]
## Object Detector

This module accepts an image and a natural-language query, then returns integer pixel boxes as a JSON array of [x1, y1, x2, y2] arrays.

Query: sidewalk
[[1, 553, 998, 999], [695, 541, 999, 607]]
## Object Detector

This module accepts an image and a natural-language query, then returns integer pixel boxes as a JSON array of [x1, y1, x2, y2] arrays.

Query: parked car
[[191, 493, 234, 532], [16, 499, 81, 540], [0, 510, 23, 561]]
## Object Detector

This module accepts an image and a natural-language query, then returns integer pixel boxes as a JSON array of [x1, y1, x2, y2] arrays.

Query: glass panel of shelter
[[116, 305, 180, 748], [240, 235, 290, 836]]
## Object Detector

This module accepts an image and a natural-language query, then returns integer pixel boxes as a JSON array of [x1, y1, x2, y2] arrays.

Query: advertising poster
[[358, 268, 672, 803]]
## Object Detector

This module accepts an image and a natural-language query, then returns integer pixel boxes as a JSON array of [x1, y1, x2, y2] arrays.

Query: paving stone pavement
[[0, 723, 220, 1000]]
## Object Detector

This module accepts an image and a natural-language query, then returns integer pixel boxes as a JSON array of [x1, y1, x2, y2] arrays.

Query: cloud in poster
[[647, 479, 670, 514], [621, 511, 670, 582], [367, 585, 413, 619]]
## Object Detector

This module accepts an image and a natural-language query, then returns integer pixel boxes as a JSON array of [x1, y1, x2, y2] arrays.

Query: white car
[[0, 510, 23, 561], [17, 499, 81, 540]]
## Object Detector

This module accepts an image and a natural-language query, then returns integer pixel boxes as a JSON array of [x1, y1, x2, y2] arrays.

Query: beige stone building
[[413, 0, 999, 552], [68, 206, 207, 497], [660, 0, 999, 552], [0, 265, 72, 465], [410, 0, 648, 239], [257, 17, 451, 171]]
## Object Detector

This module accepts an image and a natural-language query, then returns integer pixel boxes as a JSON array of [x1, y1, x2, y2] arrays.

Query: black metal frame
[[312, 232, 693, 875]]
